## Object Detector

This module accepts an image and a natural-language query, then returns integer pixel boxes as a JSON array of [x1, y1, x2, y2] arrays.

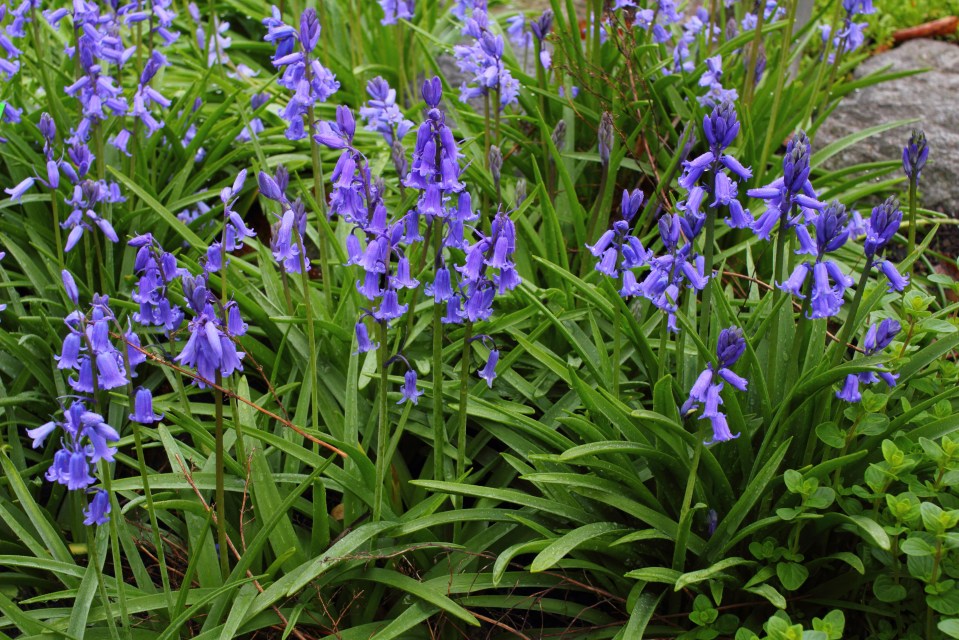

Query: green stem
[[766, 207, 791, 400], [456, 323, 474, 480], [373, 321, 390, 523], [907, 178, 918, 278], [657, 313, 669, 383], [87, 520, 121, 640], [295, 231, 319, 445], [755, 0, 799, 186], [213, 372, 228, 579], [928, 540, 943, 639], [698, 204, 719, 356], [830, 263, 871, 367], [613, 300, 622, 398], [672, 435, 703, 572], [99, 469, 131, 640], [431, 232, 445, 483]]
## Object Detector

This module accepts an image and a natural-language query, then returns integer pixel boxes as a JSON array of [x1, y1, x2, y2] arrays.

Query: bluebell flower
[[130, 234, 185, 331], [355, 319, 379, 354], [60, 180, 124, 252], [131, 387, 163, 424], [379, 0, 414, 25], [837, 318, 900, 402], [588, 189, 651, 291], [778, 201, 854, 318], [749, 131, 824, 240], [638, 214, 708, 332], [29, 400, 119, 524], [398, 369, 423, 404], [506, 13, 532, 50], [453, 10, 520, 109], [83, 489, 112, 526], [903, 128, 929, 184], [862, 196, 909, 292], [478, 348, 499, 388], [262, 7, 340, 140], [682, 326, 748, 444], [697, 55, 738, 107], [359, 77, 413, 145]]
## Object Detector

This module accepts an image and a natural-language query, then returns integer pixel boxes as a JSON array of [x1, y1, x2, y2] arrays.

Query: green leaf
[[625, 567, 682, 585], [873, 574, 908, 603], [744, 583, 786, 610], [776, 562, 809, 591], [675, 557, 755, 591], [939, 619, 959, 639], [530, 522, 624, 573]]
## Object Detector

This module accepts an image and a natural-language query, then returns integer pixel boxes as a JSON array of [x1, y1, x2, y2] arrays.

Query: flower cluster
[[862, 196, 908, 292], [263, 7, 339, 140], [821, 0, 874, 63], [453, 9, 520, 109], [123, 0, 180, 48], [379, 0, 413, 25], [779, 201, 854, 319], [205, 170, 254, 272], [750, 131, 823, 240], [130, 233, 185, 331], [679, 101, 753, 230], [587, 189, 650, 294], [682, 326, 749, 445], [836, 318, 900, 402], [360, 77, 414, 145], [259, 165, 310, 274], [698, 55, 738, 107], [27, 400, 118, 525], [0, 1, 34, 80], [177, 272, 246, 386]]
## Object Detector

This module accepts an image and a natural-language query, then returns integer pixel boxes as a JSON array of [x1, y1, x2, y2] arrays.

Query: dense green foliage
[[0, 0, 957, 638]]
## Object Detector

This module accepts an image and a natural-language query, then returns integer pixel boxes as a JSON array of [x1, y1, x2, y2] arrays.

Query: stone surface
[[816, 39, 959, 216]]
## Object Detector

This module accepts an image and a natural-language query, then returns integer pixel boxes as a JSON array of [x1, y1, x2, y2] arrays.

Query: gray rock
[[815, 39, 959, 215]]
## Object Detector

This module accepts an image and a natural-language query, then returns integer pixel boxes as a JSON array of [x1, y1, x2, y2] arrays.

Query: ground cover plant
[[0, 0, 957, 638]]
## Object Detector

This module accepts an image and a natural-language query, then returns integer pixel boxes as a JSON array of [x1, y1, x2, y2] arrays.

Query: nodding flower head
[[531, 9, 553, 41], [703, 101, 739, 152], [864, 196, 901, 257], [902, 128, 928, 183], [621, 188, 644, 222], [837, 317, 901, 403], [864, 318, 900, 354], [783, 131, 811, 194], [812, 200, 849, 257], [716, 326, 746, 368], [422, 75, 442, 108], [298, 8, 320, 52]]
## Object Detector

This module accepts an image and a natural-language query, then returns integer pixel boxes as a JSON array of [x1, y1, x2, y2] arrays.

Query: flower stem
[[432, 230, 445, 483], [99, 468, 132, 640], [456, 322, 473, 482], [830, 263, 871, 367], [767, 209, 791, 400], [755, 0, 799, 187], [214, 371, 229, 579], [907, 178, 918, 278], [87, 519, 121, 640], [613, 299, 622, 398], [373, 321, 390, 522], [697, 205, 719, 359]]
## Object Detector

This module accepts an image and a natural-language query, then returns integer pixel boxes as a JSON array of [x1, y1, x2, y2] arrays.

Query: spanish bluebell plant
[[903, 128, 928, 265], [836, 318, 901, 402], [682, 326, 748, 444]]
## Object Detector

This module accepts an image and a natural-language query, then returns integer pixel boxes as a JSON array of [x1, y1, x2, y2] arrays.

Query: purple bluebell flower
[[478, 348, 499, 387], [698, 55, 738, 107], [531, 10, 553, 41], [750, 131, 823, 241], [131, 387, 163, 424], [588, 189, 651, 291], [130, 234, 184, 331], [398, 368, 423, 404], [379, 0, 414, 25], [506, 14, 532, 50], [683, 327, 747, 444], [638, 214, 708, 332], [83, 489, 112, 526], [263, 7, 339, 140], [359, 77, 414, 145], [837, 318, 900, 402], [903, 129, 928, 184], [29, 399, 119, 524], [453, 10, 520, 109], [4, 177, 34, 202], [862, 196, 909, 292], [778, 201, 853, 318]]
